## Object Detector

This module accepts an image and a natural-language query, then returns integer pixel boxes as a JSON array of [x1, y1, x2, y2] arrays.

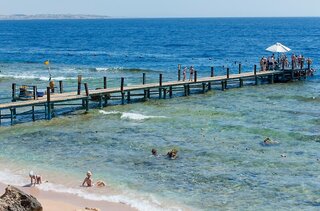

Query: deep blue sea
[[0, 18, 320, 210]]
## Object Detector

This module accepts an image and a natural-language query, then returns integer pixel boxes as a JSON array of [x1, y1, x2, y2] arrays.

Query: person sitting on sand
[[167, 149, 178, 159], [82, 171, 93, 187], [82, 171, 106, 187], [29, 171, 42, 186]]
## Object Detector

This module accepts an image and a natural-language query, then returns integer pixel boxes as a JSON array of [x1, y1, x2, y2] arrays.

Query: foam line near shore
[[0, 169, 182, 211]]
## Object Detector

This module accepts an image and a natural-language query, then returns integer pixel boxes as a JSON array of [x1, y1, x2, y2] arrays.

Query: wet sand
[[0, 182, 137, 211]]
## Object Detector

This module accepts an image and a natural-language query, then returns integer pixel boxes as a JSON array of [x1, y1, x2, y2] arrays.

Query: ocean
[[0, 18, 319, 210]]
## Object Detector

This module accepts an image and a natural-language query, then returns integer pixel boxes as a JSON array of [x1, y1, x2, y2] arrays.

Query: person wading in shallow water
[[29, 171, 42, 186]]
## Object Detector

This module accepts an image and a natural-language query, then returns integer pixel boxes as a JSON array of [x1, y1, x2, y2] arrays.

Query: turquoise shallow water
[[1, 77, 320, 210], [0, 18, 320, 210]]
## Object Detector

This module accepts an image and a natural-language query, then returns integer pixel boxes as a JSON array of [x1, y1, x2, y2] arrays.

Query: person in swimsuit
[[29, 171, 42, 186]]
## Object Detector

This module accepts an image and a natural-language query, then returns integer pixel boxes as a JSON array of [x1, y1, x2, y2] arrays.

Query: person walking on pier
[[189, 66, 194, 81], [183, 66, 187, 81]]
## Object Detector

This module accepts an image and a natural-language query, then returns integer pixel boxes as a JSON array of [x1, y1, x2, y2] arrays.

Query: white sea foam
[[99, 110, 166, 121], [0, 74, 80, 81], [0, 169, 181, 211]]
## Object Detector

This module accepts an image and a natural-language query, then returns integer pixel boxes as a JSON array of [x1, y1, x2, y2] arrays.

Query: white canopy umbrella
[[266, 42, 291, 53]]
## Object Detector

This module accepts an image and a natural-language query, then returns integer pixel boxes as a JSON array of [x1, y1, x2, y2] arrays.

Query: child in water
[[29, 171, 42, 186]]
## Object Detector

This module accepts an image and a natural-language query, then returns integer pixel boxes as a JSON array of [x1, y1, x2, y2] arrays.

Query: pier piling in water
[[59, 81, 63, 93], [143, 73, 146, 84], [0, 63, 313, 126], [77, 75, 82, 95], [47, 87, 51, 120]]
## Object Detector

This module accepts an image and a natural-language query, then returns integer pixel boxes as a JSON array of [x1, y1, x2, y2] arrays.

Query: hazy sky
[[1, 0, 320, 17]]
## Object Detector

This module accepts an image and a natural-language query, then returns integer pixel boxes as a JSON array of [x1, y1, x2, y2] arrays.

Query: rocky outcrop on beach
[[0, 185, 43, 211]]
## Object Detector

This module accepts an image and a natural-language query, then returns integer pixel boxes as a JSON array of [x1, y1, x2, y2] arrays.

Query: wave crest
[[99, 110, 166, 121]]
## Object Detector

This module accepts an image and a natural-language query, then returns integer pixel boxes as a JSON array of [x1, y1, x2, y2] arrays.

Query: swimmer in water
[[167, 149, 178, 160], [263, 137, 279, 145]]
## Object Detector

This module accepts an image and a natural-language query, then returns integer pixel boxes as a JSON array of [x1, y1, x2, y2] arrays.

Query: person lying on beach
[[167, 149, 178, 160], [82, 171, 106, 187], [29, 171, 42, 186]]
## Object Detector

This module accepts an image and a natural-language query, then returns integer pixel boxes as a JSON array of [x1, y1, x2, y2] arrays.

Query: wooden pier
[[0, 64, 314, 126]]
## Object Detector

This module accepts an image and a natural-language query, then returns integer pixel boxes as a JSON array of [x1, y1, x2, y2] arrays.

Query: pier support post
[[143, 90, 147, 100], [0, 110, 1, 125], [11, 83, 17, 117], [104, 76, 107, 89], [227, 68, 230, 79], [159, 74, 163, 99], [187, 84, 190, 95], [127, 91, 131, 103], [163, 88, 167, 99], [47, 87, 51, 120], [103, 77, 108, 106], [211, 66, 214, 77], [59, 81, 63, 93], [32, 86, 37, 121], [239, 79, 243, 87], [194, 71, 197, 82], [178, 64, 181, 81], [12, 83, 16, 102], [254, 65, 258, 85], [221, 81, 225, 91], [143, 73, 146, 84], [208, 82, 211, 90], [184, 85, 187, 96], [271, 74, 274, 84], [10, 108, 14, 125], [239, 64, 243, 87], [84, 83, 89, 112], [202, 83, 206, 94], [120, 78, 125, 105], [99, 96, 103, 108], [169, 86, 173, 98], [147, 89, 150, 99], [77, 75, 82, 95]]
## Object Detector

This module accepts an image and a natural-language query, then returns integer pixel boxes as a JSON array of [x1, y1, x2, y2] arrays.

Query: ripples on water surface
[[0, 18, 320, 210]]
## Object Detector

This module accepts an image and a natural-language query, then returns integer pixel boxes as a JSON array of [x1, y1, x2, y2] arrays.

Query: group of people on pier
[[260, 53, 312, 71], [182, 66, 195, 81]]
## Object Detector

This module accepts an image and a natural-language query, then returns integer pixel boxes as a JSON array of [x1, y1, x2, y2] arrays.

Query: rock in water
[[0, 185, 43, 211]]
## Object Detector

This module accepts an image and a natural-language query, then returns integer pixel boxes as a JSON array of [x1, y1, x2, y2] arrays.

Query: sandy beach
[[0, 182, 136, 211]]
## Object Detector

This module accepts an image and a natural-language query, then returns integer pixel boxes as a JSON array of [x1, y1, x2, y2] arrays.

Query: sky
[[1, 0, 320, 18]]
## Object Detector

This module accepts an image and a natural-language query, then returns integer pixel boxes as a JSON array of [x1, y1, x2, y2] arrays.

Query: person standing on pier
[[291, 54, 296, 69], [189, 66, 194, 81], [260, 57, 265, 71], [183, 66, 187, 81]]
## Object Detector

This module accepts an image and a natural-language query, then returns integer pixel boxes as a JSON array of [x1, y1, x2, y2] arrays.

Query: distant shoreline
[[0, 14, 110, 20], [0, 14, 319, 20]]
